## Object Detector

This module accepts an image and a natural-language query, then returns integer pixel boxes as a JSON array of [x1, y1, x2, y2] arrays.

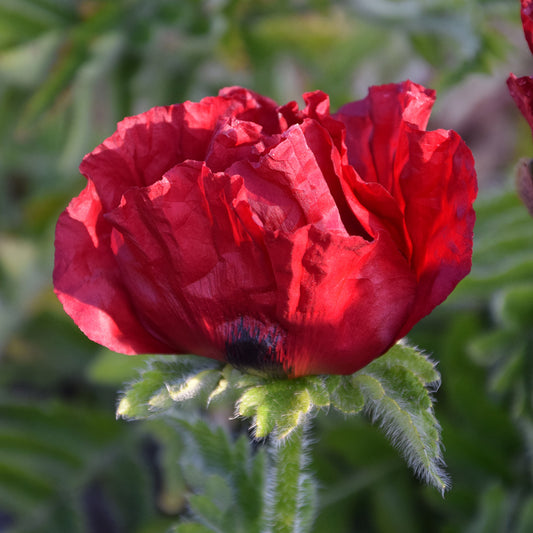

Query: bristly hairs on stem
[[260, 420, 317, 533]]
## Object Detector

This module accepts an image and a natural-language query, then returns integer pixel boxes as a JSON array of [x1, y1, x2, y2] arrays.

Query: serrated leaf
[[203, 474, 234, 512], [187, 474, 237, 532], [117, 369, 171, 420], [455, 189, 533, 300], [164, 417, 265, 533], [353, 346, 448, 494], [377, 342, 439, 384], [117, 356, 223, 420], [119, 345, 446, 499]]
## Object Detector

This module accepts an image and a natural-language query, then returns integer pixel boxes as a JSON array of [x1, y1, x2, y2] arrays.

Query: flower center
[[225, 319, 288, 377]]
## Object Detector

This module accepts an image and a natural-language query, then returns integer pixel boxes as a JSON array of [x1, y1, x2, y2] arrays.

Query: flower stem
[[267, 421, 316, 533]]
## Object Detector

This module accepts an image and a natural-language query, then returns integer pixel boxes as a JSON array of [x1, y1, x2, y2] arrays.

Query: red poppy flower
[[54, 82, 476, 377], [521, 0, 533, 54], [508, 0, 533, 133]]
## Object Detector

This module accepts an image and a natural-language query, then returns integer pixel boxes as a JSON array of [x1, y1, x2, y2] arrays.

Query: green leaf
[[0, 399, 154, 533], [117, 356, 223, 420], [455, 190, 533, 300], [163, 417, 266, 533], [354, 345, 449, 494], [166, 368, 222, 403], [376, 342, 439, 384], [493, 283, 533, 330], [116, 368, 173, 419], [188, 476, 232, 529]]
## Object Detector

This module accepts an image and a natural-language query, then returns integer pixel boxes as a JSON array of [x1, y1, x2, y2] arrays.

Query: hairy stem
[[266, 421, 316, 533]]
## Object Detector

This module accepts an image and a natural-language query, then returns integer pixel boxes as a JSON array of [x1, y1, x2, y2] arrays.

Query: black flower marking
[[225, 319, 288, 377]]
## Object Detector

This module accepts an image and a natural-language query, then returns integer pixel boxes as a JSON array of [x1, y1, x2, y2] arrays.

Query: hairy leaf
[[354, 348, 448, 494]]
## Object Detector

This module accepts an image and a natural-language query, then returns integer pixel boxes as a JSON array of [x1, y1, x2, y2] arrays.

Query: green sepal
[[355, 344, 448, 494], [237, 376, 327, 439], [117, 341, 448, 491]]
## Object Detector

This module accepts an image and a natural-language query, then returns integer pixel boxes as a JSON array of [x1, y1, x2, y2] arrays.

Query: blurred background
[[1, 0, 533, 531]]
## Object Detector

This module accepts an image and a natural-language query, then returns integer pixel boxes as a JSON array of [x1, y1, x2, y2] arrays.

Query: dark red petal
[[227, 121, 348, 235], [53, 181, 171, 354], [334, 81, 436, 190], [508, 73, 533, 136], [104, 161, 277, 360], [397, 128, 477, 336], [521, 0, 533, 54], [264, 226, 416, 376]]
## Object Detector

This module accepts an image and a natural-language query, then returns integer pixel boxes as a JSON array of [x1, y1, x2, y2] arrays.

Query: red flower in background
[[507, 0, 533, 215], [54, 82, 476, 377], [508, 0, 533, 130]]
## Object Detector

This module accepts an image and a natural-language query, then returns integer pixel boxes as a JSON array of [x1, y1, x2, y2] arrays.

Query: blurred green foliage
[[0, 0, 531, 531]]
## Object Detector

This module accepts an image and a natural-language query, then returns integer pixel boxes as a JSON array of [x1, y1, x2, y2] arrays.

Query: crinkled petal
[[204, 117, 281, 172], [80, 88, 282, 212], [302, 91, 348, 161], [264, 226, 417, 376], [53, 181, 171, 354], [397, 127, 477, 335], [218, 86, 282, 134], [340, 165, 410, 256], [334, 81, 436, 191], [298, 118, 368, 237], [104, 161, 277, 361], [227, 121, 349, 235]]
